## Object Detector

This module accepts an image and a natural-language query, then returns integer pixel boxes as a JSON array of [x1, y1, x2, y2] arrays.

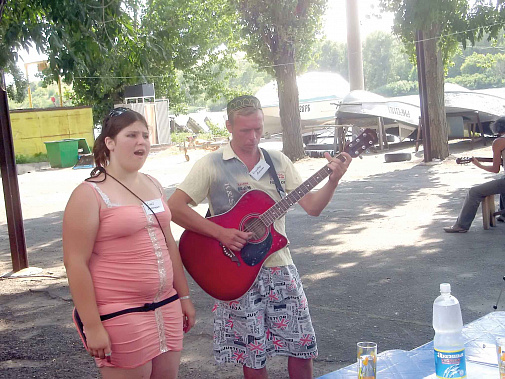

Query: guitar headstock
[[456, 157, 472, 165], [344, 128, 378, 158]]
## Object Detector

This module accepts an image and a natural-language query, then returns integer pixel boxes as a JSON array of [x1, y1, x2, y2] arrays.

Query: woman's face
[[105, 121, 150, 171]]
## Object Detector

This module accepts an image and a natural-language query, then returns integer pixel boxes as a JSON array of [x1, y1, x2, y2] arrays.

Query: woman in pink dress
[[63, 108, 195, 378]]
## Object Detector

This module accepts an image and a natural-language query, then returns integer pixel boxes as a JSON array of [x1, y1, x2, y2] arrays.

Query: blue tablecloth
[[318, 311, 505, 378]]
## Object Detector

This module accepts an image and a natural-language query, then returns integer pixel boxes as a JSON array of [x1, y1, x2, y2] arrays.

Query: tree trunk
[[423, 27, 449, 160], [274, 56, 305, 161]]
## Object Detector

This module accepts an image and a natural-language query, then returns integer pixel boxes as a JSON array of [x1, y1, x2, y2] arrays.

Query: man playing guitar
[[168, 95, 352, 378], [444, 116, 505, 232]]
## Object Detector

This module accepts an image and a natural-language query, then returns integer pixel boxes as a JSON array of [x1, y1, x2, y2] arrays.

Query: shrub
[[15, 152, 48, 164]]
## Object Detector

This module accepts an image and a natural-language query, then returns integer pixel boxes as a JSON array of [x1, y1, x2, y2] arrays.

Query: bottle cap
[[440, 283, 451, 293]]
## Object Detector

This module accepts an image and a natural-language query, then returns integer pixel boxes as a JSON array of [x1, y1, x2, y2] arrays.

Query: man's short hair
[[226, 95, 262, 123], [491, 117, 505, 135]]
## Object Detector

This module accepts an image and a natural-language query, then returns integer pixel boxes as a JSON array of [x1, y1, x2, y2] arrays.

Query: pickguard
[[241, 234, 273, 266]]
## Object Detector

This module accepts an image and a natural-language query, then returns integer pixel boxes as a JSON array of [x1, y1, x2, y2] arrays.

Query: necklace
[[86, 167, 167, 239]]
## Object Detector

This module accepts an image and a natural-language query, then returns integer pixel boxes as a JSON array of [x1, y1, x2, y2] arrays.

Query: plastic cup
[[357, 341, 377, 379], [496, 336, 505, 379]]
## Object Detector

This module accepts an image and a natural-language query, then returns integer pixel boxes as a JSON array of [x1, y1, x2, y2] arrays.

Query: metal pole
[[415, 30, 432, 162], [0, 70, 28, 271], [24, 63, 33, 108]]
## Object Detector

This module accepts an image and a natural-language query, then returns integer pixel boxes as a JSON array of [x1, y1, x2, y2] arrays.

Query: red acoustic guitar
[[179, 129, 378, 301]]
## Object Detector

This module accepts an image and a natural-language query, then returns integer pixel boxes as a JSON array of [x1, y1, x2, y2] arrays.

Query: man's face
[[226, 110, 264, 154]]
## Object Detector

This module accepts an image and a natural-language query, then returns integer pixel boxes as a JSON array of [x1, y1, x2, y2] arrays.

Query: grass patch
[[171, 119, 230, 144], [15, 152, 49, 164]]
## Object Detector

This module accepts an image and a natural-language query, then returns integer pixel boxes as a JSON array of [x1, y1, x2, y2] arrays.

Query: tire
[[384, 152, 411, 163]]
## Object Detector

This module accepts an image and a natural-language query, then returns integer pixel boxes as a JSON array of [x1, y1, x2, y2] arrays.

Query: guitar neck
[[476, 157, 494, 162], [256, 128, 377, 227], [259, 163, 333, 227]]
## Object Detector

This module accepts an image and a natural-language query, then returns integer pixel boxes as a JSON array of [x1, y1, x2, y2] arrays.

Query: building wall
[[10, 106, 94, 156]]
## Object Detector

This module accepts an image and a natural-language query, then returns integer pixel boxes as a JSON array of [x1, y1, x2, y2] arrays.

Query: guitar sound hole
[[241, 216, 268, 244]]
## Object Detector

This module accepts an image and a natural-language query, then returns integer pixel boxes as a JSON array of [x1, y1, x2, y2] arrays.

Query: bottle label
[[434, 348, 466, 378]]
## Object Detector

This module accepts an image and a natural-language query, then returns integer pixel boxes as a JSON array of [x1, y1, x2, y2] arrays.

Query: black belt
[[100, 294, 179, 321], [73, 294, 180, 348]]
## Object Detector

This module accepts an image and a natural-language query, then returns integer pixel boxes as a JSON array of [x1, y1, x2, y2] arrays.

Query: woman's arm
[[63, 184, 111, 359], [163, 222, 196, 333]]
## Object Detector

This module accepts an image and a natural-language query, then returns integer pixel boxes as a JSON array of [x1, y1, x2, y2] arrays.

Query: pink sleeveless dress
[[84, 180, 183, 368]]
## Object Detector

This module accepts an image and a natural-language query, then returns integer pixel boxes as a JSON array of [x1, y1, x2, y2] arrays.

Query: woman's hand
[[85, 323, 112, 361], [181, 298, 196, 333]]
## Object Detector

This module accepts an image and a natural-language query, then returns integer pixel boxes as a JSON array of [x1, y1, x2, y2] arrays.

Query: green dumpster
[[44, 139, 79, 168]]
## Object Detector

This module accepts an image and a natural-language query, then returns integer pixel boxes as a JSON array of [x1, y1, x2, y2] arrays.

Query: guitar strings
[[242, 165, 333, 238]]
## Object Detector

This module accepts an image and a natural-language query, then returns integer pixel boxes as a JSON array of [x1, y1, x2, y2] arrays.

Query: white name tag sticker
[[142, 198, 164, 214], [250, 159, 270, 180]]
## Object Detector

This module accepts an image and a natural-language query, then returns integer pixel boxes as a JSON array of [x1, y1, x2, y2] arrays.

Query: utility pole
[[0, 70, 28, 272], [346, 0, 364, 91]]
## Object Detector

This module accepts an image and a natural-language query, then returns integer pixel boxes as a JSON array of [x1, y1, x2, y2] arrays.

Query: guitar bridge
[[220, 243, 241, 267]]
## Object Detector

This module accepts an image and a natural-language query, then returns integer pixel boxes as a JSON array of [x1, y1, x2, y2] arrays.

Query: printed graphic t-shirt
[[177, 143, 303, 267]]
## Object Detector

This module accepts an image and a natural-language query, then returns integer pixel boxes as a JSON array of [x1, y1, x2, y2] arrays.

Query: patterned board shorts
[[212, 265, 318, 369]]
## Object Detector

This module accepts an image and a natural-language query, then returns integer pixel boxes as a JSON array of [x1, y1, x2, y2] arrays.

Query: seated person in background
[[444, 117, 505, 233]]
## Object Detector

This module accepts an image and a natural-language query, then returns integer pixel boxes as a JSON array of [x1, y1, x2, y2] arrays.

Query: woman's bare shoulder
[[66, 182, 99, 208]]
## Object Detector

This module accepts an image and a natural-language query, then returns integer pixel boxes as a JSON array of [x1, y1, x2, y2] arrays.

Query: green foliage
[[374, 80, 418, 97], [307, 39, 348, 78], [379, 0, 470, 66], [461, 52, 495, 75], [362, 31, 414, 91], [205, 119, 230, 137], [8, 81, 74, 109], [170, 130, 228, 144], [446, 50, 505, 89], [15, 152, 48, 164], [363, 31, 394, 90], [170, 132, 194, 144], [232, 0, 327, 76], [1, 0, 242, 122], [185, 56, 273, 112], [306, 33, 416, 93], [448, 35, 505, 77], [1, 0, 125, 111], [4, 60, 27, 103], [447, 73, 503, 90]]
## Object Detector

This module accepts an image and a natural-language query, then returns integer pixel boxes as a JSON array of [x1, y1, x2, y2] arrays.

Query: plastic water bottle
[[433, 283, 466, 378]]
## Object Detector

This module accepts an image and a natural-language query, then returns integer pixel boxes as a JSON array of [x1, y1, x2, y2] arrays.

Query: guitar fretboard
[[256, 128, 376, 227], [259, 165, 332, 227]]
